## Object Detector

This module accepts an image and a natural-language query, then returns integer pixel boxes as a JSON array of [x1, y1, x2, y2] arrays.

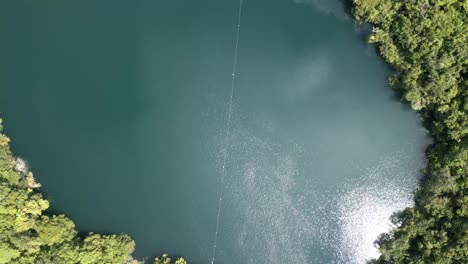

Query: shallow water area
[[0, 0, 429, 263]]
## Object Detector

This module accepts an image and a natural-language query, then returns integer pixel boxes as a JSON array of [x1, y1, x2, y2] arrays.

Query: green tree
[[154, 253, 187, 264], [35, 215, 77, 246], [78, 234, 136, 264]]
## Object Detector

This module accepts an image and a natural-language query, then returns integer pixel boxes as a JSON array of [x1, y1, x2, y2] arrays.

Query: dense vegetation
[[353, 0, 467, 263], [0, 118, 186, 264]]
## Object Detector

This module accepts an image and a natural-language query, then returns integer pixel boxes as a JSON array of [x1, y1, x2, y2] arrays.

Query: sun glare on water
[[337, 155, 417, 263]]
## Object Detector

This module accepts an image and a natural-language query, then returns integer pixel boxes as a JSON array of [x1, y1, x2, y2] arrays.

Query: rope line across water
[[211, 0, 244, 263]]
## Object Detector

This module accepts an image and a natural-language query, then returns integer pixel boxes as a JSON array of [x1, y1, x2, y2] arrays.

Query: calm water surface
[[0, 0, 429, 263]]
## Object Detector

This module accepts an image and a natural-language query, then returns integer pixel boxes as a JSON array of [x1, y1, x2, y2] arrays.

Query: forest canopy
[[353, 0, 467, 263]]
